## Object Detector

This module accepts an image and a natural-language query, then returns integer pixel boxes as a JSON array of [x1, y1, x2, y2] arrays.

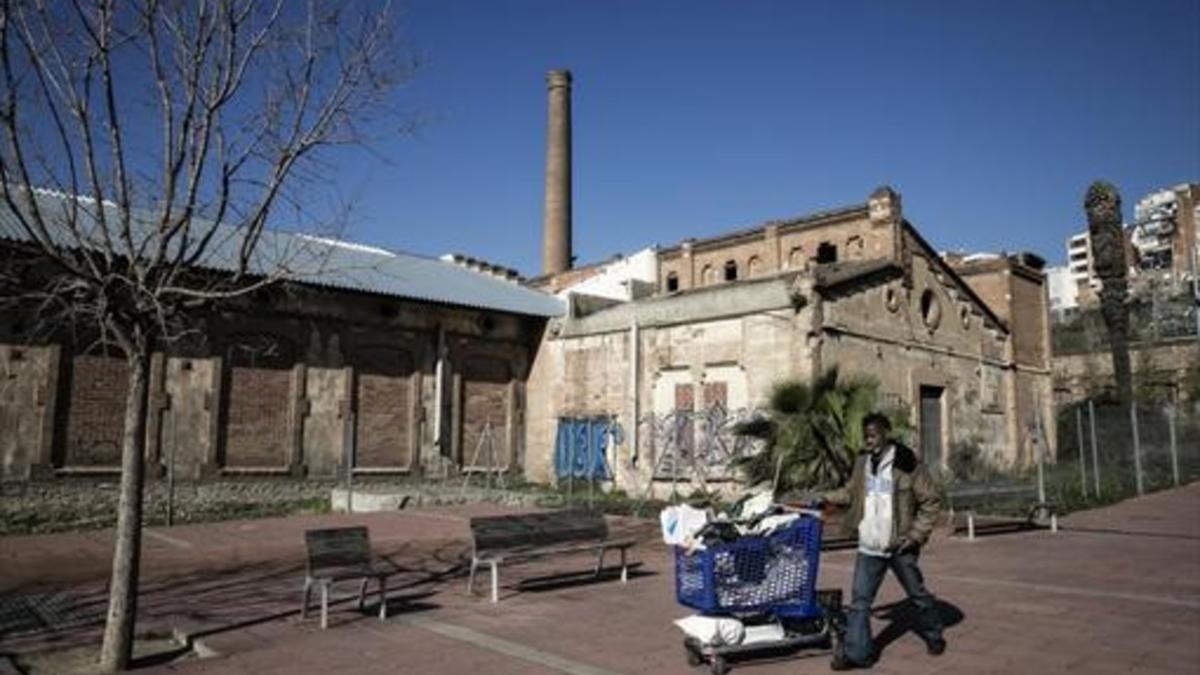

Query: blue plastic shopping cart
[[674, 511, 844, 675]]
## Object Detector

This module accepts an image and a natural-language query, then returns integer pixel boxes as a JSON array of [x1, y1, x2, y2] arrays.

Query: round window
[[920, 289, 941, 329], [884, 287, 901, 313]]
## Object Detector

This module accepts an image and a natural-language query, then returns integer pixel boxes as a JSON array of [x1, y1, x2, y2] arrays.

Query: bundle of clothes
[[659, 484, 801, 553]]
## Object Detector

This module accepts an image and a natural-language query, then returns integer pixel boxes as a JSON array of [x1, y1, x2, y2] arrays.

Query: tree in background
[[0, 1, 413, 670], [1084, 181, 1133, 404], [733, 369, 910, 493]]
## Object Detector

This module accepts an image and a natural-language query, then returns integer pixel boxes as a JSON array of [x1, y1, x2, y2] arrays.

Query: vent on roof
[[440, 253, 524, 283]]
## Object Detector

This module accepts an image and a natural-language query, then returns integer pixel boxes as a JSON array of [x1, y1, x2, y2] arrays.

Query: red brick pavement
[[2, 484, 1198, 674]]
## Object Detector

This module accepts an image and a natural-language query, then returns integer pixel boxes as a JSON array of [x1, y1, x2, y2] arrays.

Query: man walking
[[822, 413, 945, 670]]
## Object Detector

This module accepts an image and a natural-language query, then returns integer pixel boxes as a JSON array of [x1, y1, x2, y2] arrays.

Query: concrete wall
[[0, 345, 57, 480], [525, 275, 816, 493], [1053, 338, 1200, 404]]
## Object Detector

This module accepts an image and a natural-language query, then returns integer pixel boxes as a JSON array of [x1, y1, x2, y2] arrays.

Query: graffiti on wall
[[641, 404, 765, 483]]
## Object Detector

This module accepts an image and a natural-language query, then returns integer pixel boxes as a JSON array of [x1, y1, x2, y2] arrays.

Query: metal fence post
[[1130, 403, 1144, 496], [1075, 406, 1087, 497], [1089, 399, 1100, 497], [1167, 405, 1179, 488]]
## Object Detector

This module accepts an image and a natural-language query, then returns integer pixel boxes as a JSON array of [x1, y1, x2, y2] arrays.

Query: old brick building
[[0, 194, 563, 482], [526, 187, 1057, 494]]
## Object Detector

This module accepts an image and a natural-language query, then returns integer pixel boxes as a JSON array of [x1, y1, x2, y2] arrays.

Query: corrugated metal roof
[[0, 189, 565, 317]]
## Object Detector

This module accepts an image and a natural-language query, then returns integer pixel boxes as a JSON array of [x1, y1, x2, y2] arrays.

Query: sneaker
[[926, 638, 947, 656]]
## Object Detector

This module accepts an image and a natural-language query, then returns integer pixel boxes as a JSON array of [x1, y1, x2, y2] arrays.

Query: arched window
[[700, 264, 715, 285], [665, 272, 679, 292], [787, 246, 805, 269], [747, 256, 761, 277], [724, 260, 738, 282]]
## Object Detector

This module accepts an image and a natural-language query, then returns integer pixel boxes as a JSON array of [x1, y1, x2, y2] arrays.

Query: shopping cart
[[674, 510, 844, 675]]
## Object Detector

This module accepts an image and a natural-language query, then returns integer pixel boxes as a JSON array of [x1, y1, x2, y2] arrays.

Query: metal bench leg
[[378, 576, 388, 620], [358, 577, 369, 610], [467, 556, 478, 596], [320, 581, 330, 630], [594, 548, 605, 577], [620, 548, 628, 583], [301, 577, 312, 620], [490, 561, 499, 604]]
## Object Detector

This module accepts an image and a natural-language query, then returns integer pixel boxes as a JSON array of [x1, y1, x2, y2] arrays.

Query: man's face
[[863, 422, 887, 454]]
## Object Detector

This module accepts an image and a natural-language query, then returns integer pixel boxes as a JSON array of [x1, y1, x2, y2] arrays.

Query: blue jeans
[[844, 550, 943, 664]]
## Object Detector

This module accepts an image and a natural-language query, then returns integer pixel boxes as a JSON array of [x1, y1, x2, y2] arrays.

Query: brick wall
[[62, 355, 128, 466], [355, 348, 413, 468], [461, 357, 509, 469]]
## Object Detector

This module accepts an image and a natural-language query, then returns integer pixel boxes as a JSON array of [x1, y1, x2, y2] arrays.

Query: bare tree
[[0, 1, 413, 670], [1084, 181, 1133, 404]]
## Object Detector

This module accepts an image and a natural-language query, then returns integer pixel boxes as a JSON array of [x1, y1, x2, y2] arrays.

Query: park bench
[[946, 483, 1058, 540], [301, 526, 395, 629], [467, 510, 637, 603]]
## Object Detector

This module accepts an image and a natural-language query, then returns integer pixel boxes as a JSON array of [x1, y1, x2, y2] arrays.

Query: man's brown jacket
[[822, 442, 941, 548]]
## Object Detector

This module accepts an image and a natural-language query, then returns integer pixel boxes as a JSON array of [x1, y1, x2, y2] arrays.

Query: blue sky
[[330, 0, 1200, 274]]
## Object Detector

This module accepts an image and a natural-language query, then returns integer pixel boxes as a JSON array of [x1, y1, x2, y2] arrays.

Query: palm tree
[[733, 369, 908, 493], [1084, 181, 1133, 404]]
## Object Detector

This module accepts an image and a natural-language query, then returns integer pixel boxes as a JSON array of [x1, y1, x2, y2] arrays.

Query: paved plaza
[[2, 484, 1198, 674]]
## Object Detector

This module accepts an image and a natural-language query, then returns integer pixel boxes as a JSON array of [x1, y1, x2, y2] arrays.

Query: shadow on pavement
[[0, 541, 469, 657], [513, 562, 655, 594], [871, 598, 964, 657]]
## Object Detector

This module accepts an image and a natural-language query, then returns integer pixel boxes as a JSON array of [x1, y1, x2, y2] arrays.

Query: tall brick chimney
[[542, 69, 572, 275]]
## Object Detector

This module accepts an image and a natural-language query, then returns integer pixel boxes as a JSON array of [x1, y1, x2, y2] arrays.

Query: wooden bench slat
[[467, 510, 636, 603]]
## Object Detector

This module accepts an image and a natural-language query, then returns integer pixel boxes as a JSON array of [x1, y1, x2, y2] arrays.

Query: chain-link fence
[[1053, 398, 1200, 510]]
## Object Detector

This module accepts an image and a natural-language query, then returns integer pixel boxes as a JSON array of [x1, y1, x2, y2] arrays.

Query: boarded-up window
[[461, 357, 509, 469], [355, 347, 414, 468], [675, 383, 695, 456], [62, 354, 128, 466], [220, 334, 294, 468], [703, 381, 728, 411]]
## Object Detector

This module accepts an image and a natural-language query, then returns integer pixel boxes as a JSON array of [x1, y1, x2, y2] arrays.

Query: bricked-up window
[[461, 356, 510, 470], [724, 260, 738, 281], [788, 246, 805, 269], [220, 334, 294, 468], [355, 347, 414, 469], [674, 383, 695, 457], [817, 241, 838, 264], [747, 256, 762, 277], [665, 272, 679, 293], [62, 353, 128, 466], [702, 381, 728, 412]]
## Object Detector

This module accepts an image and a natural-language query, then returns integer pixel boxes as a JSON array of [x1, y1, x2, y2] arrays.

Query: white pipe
[[629, 319, 640, 470], [433, 326, 446, 455]]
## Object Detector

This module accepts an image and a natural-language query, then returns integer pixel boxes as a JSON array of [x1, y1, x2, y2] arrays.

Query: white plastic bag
[[673, 615, 746, 646], [660, 504, 710, 548]]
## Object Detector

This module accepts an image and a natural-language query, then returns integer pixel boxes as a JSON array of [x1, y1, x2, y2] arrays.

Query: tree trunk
[[99, 349, 151, 672], [1100, 281, 1134, 404]]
